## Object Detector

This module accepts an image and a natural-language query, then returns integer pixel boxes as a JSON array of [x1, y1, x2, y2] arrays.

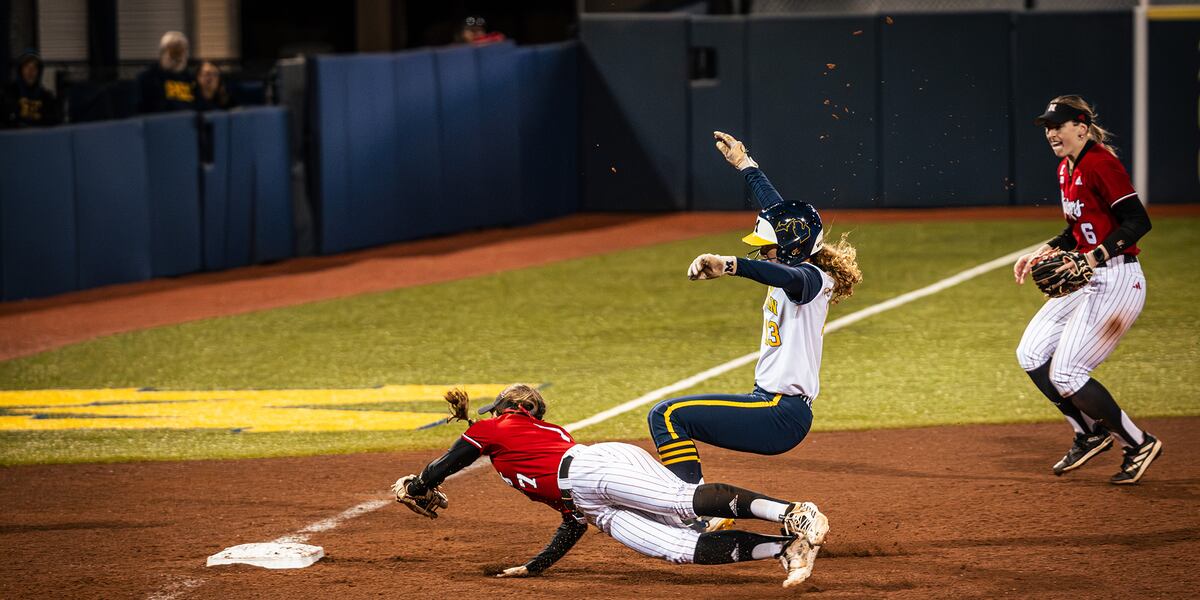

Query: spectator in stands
[[137, 31, 195, 113], [194, 61, 236, 111], [1, 49, 62, 128], [457, 16, 506, 45]]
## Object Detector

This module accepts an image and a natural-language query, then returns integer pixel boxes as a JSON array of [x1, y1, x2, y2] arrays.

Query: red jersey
[[1057, 143, 1140, 256], [461, 411, 577, 512]]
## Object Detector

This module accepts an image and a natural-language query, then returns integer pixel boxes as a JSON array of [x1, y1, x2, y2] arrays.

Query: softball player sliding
[[391, 385, 830, 588], [646, 132, 862, 496], [1014, 95, 1161, 484]]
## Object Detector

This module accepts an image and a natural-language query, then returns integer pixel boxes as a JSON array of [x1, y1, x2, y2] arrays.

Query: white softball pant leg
[[1016, 292, 1086, 372], [1048, 260, 1146, 396], [565, 442, 701, 563]]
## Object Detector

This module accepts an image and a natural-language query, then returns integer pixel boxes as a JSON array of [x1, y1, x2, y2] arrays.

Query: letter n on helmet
[[742, 201, 824, 266]]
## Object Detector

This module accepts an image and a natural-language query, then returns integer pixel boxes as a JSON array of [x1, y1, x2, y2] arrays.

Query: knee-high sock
[[693, 483, 792, 522], [657, 439, 703, 484], [693, 530, 793, 564], [664, 459, 703, 484], [1028, 361, 1097, 435], [1068, 378, 1144, 447]]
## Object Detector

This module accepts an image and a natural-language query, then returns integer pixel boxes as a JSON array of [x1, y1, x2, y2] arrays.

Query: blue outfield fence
[[2, 22, 1195, 301], [0, 108, 293, 301], [580, 11, 1199, 210], [310, 41, 581, 255]]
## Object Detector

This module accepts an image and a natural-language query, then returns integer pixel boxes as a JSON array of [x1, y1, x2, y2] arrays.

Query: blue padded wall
[[581, 15, 690, 211], [311, 56, 352, 254], [747, 16, 879, 209], [203, 112, 231, 270], [517, 47, 546, 222], [434, 46, 490, 231], [72, 120, 153, 289], [0, 129, 77, 300], [534, 42, 580, 219], [518, 42, 581, 222], [346, 55, 402, 249], [391, 50, 444, 238], [224, 111, 257, 268], [879, 13, 1013, 207], [143, 113, 201, 277], [249, 108, 294, 262], [690, 17, 747, 210], [1013, 11, 1132, 206], [476, 42, 522, 228], [1148, 18, 1200, 204]]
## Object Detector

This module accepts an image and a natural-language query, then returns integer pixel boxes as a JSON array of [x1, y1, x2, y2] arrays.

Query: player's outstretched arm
[[712, 130, 785, 209], [418, 438, 482, 488], [736, 259, 824, 304], [494, 513, 588, 577]]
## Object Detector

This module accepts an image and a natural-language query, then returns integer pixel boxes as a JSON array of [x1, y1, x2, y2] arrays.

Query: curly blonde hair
[[809, 232, 862, 304]]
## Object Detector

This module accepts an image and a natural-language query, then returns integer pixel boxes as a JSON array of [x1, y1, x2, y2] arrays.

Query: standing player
[[391, 385, 831, 588], [646, 132, 862, 492], [1014, 95, 1161, 484]]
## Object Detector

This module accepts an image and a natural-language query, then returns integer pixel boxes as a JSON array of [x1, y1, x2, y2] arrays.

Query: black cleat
[[1052, 430, 1113, 476], [1110, 434, 1163, 485]]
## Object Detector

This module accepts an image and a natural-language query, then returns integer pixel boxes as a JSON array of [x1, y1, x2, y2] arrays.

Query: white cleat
[[779, 502, 829, 588]]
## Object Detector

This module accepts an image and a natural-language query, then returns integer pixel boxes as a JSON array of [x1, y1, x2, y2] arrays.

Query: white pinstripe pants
[[560, 442, 701, 564], [1016, 256, 1146, 396]]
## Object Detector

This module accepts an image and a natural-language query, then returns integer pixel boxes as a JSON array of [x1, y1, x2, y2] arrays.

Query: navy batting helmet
[[741, 201, 824, 266]]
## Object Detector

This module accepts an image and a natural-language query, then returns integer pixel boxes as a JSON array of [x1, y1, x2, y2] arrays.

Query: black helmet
[[741, 201, 824, 266]]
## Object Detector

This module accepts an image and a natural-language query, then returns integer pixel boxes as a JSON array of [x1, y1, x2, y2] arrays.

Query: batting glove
[[688, 254, 737, 280], [713, 131, 758, 170]]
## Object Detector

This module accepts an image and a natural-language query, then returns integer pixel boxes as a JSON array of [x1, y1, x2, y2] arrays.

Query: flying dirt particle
[[823, 99, 831, 105], [831, 113, 840, 120], [826, 63, 837, 69], [853, 30, 864, 36], [610, 166, 617, 174], [885, 16, 895, 25]]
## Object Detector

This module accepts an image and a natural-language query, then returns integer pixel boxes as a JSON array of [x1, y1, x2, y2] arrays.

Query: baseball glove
[[1031, 250, 1094, 298], [391, 474, 449, 519], [444, 387, 476, 424]]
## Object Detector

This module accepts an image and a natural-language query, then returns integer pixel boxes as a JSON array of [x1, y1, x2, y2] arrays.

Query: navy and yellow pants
[[647, 387, 813, 484]]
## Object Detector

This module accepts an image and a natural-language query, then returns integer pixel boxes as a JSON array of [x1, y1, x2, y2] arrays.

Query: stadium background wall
[[1, 11, 1196, 300]]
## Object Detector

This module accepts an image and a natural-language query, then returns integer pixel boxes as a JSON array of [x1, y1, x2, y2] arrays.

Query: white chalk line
[[152, 241, 1040, 599]]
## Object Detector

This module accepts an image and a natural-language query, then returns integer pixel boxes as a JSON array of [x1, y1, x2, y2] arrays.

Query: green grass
[[2, 216, 1197, 465]]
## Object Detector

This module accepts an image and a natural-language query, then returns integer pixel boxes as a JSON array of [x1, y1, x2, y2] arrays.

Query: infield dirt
[[2, 207, 1198, 598], [1, 419, 1196, 599]]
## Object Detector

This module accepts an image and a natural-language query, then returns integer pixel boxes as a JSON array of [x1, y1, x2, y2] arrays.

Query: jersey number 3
[[765, 321, 782, 347]]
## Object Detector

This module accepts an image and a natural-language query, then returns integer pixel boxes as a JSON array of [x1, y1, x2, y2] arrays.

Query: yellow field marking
[[0, 384, 513, 432]]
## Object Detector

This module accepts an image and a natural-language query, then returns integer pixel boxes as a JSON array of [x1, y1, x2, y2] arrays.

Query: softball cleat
[[779, 502, 828, 588], [1053, 430, 1113, 476], [1110, 434, 1163, 485]]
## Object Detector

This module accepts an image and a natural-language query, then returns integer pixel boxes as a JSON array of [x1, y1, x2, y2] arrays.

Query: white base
[[206, 542, 325, 569]]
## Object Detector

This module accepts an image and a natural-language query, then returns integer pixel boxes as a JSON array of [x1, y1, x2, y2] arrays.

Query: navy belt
[[558, 454, 587, 524]]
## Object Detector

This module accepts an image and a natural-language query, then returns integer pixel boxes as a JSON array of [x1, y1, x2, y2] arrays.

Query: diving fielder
[[391, 385, 831, 588]]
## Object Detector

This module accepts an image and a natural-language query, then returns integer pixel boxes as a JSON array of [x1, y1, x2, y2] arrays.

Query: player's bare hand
[[1014, 246, 1053, 284], [688, 254, 737, 280], [495, 565, 531, 578], [1014, 253, 1035, 284], [713, 131, 758, 170]]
